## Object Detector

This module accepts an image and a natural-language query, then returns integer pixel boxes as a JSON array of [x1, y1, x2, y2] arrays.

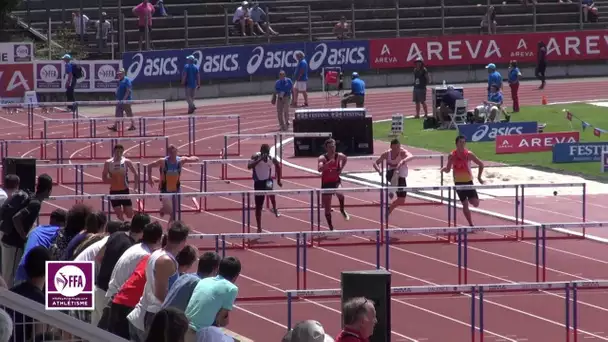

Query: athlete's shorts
[[321, 180, 341, 190], [109, 189, 132, 208], [254, 179, 273, 207], [385, 169, 407, 198], [455, 181, 479, 202]]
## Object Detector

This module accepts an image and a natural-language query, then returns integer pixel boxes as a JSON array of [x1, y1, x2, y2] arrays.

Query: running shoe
[[128, 125, 136, 131], [270, 208, 281, 218], [107, 125, 117, 131], [340, 209, 350, 221]]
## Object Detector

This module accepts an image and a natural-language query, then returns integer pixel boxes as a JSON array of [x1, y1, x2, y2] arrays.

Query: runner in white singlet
[[247, 144, 282, 233], [373, 138, 414, 217]]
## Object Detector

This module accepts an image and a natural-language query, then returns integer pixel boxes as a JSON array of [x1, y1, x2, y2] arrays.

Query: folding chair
[[449, 99, 468, 129]]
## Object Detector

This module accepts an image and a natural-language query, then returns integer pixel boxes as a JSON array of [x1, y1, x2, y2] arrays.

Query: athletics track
[[3, 79, 608, 341]]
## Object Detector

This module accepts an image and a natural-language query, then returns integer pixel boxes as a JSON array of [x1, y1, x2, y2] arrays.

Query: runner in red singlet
[[441, 135, 485, 226], [318, 139, 350, 231]]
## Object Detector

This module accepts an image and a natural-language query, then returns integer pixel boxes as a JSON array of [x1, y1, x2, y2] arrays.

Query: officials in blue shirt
[[182, 55, 200, 114], [109, 68, 136, 132], [341, 72, 365, 108], [272, 70, 294, 131], [485, 63, 503, 95], [292, 52, 309, 107], [62, 54, 77, 111]]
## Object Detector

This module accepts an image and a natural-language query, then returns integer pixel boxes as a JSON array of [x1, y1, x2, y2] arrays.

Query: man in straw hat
[[181, 55, 200, 114], [109, 68, 136, 132], [283, 320, 334, 342]]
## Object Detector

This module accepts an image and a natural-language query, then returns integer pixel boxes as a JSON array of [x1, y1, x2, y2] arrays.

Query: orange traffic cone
[[541, 96, 548, 105]]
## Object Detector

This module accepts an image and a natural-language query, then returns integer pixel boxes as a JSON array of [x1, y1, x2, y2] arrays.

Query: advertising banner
[[458, 122, 538, 143], [35, 60, 122, 93], [0, 42, 34, 63], [0, 63, 34, 102], [369, 30, 608, 68], [552, 142, 608, 163], [602, 151, 608, 173], [495, 131, 580, 154], [122, 40, 370, 83]]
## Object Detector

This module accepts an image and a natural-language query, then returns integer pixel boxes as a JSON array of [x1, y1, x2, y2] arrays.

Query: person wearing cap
[[485, 63, 502, 96], [272, 70, 293, 131], [232, 1, 254, 36], [436, 85, 463, 129], [62, 54, 77, 111], [412, 57, 430, 118], [341, 72, 365, 108], [109, 68, 136, 132], [283, 320, 334, 342], [292, 52, 309, 107], [335, 297, 377, 342], [182, 55, 200, 114]]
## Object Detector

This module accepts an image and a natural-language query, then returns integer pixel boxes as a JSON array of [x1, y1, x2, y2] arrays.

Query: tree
[[34, 27, 89, 61]]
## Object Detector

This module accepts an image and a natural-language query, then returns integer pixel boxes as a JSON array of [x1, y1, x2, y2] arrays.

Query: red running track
[[2, 79, 608, 341]]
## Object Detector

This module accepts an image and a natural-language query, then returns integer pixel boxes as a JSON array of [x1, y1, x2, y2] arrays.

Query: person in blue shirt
[[436, 85, 464, 129], [483, 84, 504, 122], [162, 251, 221, 312], [14, 209, 66, 286], [485, 63, 502, 96], [62, 54, 77, 112], [291, 52, 309, 107], [181, 55, 200, 114], [272, 70, 293, 131], [341, 72, 365, 108], [109, 68, 136, 132], [507, 60, 522, 113]]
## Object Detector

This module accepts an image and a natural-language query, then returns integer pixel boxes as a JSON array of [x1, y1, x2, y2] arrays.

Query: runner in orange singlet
[[318, 139, 350, 231], [102, 144, 140, 221], [441, 135, 485, 226]]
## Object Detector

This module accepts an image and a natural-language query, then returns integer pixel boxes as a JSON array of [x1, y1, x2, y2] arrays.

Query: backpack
[[72, 64, 84, 79], [0, 190, 31, 236]]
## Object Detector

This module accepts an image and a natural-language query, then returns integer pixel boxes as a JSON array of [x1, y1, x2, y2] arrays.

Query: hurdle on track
[[0, 99, 166, 139], [282, 280, 608, 340], [44, 182, 590, 243], [0, 136, 169, 161], [42, 115, 241, 156]]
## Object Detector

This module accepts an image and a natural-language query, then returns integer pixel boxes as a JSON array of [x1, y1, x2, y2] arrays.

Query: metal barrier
[[283, 279, 608, 342]]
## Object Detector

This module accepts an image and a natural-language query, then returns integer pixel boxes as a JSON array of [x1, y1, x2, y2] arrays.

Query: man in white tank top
[[373, 138, 414, 218], [247, 144, 282, 233], [127, 221, 190, 341]]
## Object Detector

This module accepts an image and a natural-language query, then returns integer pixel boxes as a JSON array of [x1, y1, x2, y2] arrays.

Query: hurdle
[[0, 99, 166, 140]]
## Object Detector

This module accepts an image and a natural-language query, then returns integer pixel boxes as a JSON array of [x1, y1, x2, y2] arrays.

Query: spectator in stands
[[72, 213, 109, 259], [480, 6, 497, 35], [333, 16, 350, 40], [0, 309, 12, 342], [272, 70, 293, 131], [292, 52, 309, 107], [184, 256, 241, 342], [283, 320, 334, 342], [0, 174, 20, 207], [334, 297, 377, 342], [62, 54, 78, 111], [162, 251, 221, 312], [94, 213, 150, 327], [196, 308, 234, 342], [412, 57, 429, 118], [94, 12, 111, 50], [485, 63, 502, 95], [1, 174, 52, 288], [109, 68, 136, 132], [144, 308, 189, 342], [582, 0, 598, 22], [233, 1, 254, 36], [536, 41, 547, 89], [182, 55, 200, 114], [48, 203, 93, 261], [74, 220, 122, 263], [8, 246, 51, 342], [507, 60, 521, 113], [128, 221, 190, 341], [250, 2, 278, 35], [436, 85, 463, 129], [153, 0, 168, 17], [61, 211, 106, 260], [14, 209, 67, 286], [341, 72, 365, 108], [72, 11, 90, 42], [133, 0, 155, 51], [171, 245, 198, 287]]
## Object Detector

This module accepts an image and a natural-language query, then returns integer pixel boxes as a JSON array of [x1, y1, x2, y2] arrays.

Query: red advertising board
[[369, 31, 608, 68], [0, 63, 34, 101], [495, 131, 580, 154]]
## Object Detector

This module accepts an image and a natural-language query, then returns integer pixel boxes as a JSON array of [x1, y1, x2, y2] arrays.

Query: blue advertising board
[[457, 122, 538, 142], [122, 40, 370, 84], [552, 142, 608, 163]]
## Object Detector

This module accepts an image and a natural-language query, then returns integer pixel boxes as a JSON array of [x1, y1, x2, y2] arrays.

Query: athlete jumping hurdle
[[373, 138, 414, 218], [318, 138, 350, 231]]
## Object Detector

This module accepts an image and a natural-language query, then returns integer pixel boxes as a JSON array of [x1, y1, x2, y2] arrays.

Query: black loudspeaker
[[2, 158, 37, 193], [341, 270, 391, 342]]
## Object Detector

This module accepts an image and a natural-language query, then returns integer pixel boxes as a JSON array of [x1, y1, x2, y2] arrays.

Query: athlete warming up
[[441, 135, 485, 226], [102, 144, 140, 221], [373, 139, 414, 217], [319, 139, 349, 231], [247, 144, 283, 233], [146, 145, 199, 221]]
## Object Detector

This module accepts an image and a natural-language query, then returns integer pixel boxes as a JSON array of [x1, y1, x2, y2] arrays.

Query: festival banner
[[35, 60, 122, 93], [553, 142, 608, 163], [495, 131, 580, 154], [0, 42, 34, 63], [0, 63, 34, 102], [369, 30, 608, 68], [122, 40, 370, 83]]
